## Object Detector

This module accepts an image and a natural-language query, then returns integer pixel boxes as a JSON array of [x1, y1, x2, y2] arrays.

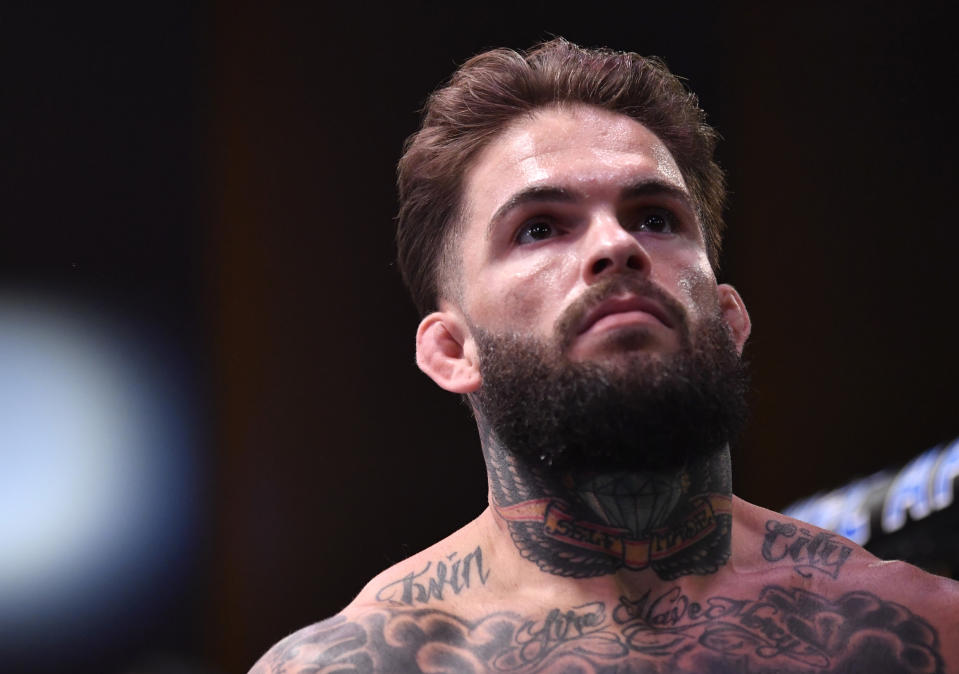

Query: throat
[[481, 426, 733, 581], [572, 467, 695, 537]]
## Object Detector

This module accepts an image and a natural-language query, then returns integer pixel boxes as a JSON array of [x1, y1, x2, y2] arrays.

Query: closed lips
[[578, 297, 673, 334]]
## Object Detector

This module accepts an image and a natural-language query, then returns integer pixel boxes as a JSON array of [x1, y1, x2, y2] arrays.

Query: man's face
[[417, 103, 750, 470], [454, 103, 729, 363]]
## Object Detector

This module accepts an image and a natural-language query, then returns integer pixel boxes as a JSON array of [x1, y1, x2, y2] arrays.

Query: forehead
[[462, 104, 688, 225]]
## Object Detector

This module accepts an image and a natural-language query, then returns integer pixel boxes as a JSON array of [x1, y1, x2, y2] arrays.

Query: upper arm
[[868, 560, 959, 665], [918, 571, 959, 662], [248, 614, 370, 674]]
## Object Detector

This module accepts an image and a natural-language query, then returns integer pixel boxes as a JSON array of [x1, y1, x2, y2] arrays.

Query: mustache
[[554, 276, 689, 351]]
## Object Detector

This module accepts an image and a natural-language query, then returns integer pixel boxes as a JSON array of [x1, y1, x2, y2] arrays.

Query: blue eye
[[515, 220, 559, 244]]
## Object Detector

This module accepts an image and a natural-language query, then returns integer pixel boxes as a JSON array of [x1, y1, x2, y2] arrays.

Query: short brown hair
[[396, 38, 726, 316]]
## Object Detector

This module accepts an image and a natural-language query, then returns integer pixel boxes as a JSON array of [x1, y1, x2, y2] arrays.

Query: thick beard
[[470, 290, 749, 474]]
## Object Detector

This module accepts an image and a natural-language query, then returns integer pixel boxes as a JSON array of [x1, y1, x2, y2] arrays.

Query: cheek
[[676, 268, 721, 319], [650, 244, 718, 315], [470, 255, 577, 330]]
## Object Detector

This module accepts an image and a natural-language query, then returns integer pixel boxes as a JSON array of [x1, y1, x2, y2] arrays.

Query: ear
[[415, 310, 482, 393], [717, 284, 751, 354]]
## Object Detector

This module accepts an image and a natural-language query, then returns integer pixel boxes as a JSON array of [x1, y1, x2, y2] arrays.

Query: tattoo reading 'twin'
[[762, 519, 852, 579], [375, 546, 490, 605]]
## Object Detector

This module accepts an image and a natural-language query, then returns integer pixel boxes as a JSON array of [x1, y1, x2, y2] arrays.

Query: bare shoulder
[[852, 556, 959, 620], [249, 516, 494, 673], [248, 550, 495, 674], [827, 559, 959, 667], [352, 530, 492, 608], [732, 495, 881, 577], [733, 496, 959, 662], [736, 495, 958, 580], [248, 611, 369, 674]]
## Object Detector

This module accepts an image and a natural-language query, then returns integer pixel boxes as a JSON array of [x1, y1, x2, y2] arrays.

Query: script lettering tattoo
[[257, 585, 944, 673], [496, 602, 627, 669], [613, 586, 747, 629], [374, 546, 490, 605], [509, 602, 618, 665], [761, 519, 853, 579]]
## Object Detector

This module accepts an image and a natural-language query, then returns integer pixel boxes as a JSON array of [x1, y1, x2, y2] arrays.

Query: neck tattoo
[[481, 421, 733, 580]]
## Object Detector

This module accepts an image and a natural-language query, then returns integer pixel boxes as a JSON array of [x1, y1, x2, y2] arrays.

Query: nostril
[[591, 258, 612, 276], [626, 254, 643, 270]]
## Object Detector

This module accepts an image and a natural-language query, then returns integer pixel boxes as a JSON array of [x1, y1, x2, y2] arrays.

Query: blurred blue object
[[784, 437, 959, 552], [0, 292, 199, 654]]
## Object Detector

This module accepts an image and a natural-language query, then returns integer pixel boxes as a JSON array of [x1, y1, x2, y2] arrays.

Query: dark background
[[3, 2, 958, 672]]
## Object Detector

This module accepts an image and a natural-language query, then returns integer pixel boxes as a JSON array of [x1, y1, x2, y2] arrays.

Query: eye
[[515, 219, 561, 244], [635, 208, 678, 234]]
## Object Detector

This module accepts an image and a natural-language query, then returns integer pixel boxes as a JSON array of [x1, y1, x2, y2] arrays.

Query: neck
[[477, 414, 733, 583]]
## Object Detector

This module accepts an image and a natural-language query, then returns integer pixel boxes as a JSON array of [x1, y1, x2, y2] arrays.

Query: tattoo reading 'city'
[[762, 519, 852, 579], [375, 546, 490, 605], [260, 584, 943, 673]]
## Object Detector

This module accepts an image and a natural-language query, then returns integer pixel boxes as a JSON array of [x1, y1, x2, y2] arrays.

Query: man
[[252, 39, 959, 673]]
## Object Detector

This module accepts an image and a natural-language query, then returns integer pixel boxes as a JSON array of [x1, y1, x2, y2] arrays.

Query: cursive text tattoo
[[761, 519, 853, 579], [506, 602, 613, 667], [374, 546, 490, 605], [255, 584, 944, 673]]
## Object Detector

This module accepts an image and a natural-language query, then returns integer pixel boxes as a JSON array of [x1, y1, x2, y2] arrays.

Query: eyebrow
[[619, 179, 694, 208], [486, 178, 695, 239], [487, 185, 579, 239]]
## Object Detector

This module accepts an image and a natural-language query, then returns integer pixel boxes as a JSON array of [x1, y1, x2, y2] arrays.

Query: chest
[[332, 590, 942, 674]]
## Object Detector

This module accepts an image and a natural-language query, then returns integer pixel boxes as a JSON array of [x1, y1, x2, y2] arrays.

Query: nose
[[582, 213, 651, 284]]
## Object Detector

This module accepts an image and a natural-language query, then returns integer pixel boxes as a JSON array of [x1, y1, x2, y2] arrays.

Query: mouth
[[577, 295, 675, 336]]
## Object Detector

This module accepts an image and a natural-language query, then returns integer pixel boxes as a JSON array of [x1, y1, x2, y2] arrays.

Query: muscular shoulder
[[249, 519, 496, 673], [248, 547, 500, 674], [734, 496, 959, 663], [248, 613, 366, 674], [847, 557, 959, 630], [350, 535, 493, 609], [246, 553, 484, 674]]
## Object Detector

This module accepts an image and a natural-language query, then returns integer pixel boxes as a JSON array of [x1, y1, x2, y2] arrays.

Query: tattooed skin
[[258, 585, 943, 673], [376, 547, 491, 606], [761, 520, 853, 580], [480, 417, 734, 581]]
